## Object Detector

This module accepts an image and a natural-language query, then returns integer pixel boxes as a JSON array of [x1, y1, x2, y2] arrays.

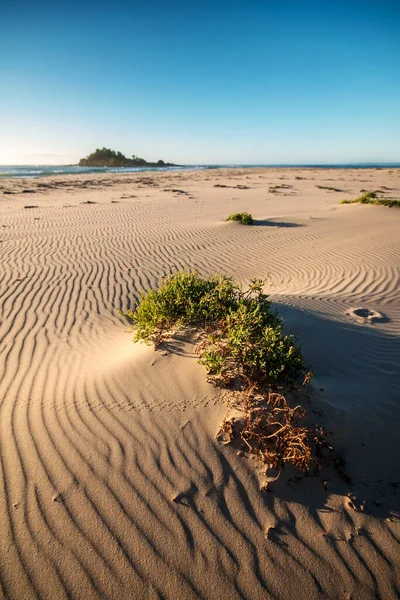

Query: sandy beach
[[0, 167, 399, 599]]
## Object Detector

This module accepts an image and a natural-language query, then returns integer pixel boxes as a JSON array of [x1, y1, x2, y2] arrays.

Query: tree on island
[[78, 148, 176, 168]]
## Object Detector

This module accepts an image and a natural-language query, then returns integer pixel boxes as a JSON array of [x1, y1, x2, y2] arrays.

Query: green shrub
[[198, 300, 303, 384], [122, 271, 341, 475], [226, 212, 253, 225], [125, 271, 304, 385], [127, 271, 239, 344], [375, 198, 400, 207], [341, 191, 400, 207]]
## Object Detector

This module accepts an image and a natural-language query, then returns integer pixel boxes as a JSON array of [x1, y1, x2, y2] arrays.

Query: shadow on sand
[[155, 302, 400, 518], [252, 219, 304, 228], [120, 295, 400, 518], [273, 302, 400, 516]]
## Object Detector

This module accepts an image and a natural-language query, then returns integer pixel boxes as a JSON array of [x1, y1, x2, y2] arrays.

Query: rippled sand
[[1, 168, 399, 599]]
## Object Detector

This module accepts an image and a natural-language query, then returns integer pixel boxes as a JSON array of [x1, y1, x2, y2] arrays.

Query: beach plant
[[197, 294, 303, 385], [226, 212, 253, 225], [126, 272, 303, 384], [128, 271, 240, 345], [341, 191, 400, 208], [122, 271, 338, 476], [218, 387, 316, 474]]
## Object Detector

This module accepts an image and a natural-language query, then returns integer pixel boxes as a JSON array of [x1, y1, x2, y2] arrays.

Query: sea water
[[0, 163, 399, 179]]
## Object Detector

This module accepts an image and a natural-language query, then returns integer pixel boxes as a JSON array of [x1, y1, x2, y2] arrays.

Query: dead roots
[[217, 378, 328, 475]]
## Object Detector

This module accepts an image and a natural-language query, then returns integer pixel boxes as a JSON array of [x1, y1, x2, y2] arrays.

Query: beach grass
[[226, 212, 253, 224], [341, 191, 400, 208]]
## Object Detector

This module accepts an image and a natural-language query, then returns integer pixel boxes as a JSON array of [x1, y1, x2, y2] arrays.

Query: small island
[[78, 147, 178, 168]]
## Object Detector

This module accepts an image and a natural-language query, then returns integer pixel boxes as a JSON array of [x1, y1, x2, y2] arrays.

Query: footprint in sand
[[346, 307, 388, 324]]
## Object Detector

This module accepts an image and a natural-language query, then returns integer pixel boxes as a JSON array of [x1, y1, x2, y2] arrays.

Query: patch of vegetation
[[316, 185, 343, 192], [226, 212, 253, 225], [269, 184, 293, 192], [372, 198, 400, 207], [123, 271, 340, 477], [127, 271, 240, 347], [341, 191, 400, 208], [218, 386, 319, 476]]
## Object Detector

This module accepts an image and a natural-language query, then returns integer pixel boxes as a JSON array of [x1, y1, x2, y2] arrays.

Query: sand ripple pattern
[[1, 172, 400, 599]]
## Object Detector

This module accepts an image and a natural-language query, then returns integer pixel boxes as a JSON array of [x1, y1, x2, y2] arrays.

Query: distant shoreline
[[1, 163, 399, 180]]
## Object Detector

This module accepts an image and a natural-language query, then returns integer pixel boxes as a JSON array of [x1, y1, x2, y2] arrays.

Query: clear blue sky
[[1, 0, 399, 164]]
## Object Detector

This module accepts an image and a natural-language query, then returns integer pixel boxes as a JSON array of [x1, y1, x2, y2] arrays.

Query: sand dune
[[1, 168, 399, 598]]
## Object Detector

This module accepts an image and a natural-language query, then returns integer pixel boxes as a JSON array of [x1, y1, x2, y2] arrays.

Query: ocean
[[0, 164, 399, 179]]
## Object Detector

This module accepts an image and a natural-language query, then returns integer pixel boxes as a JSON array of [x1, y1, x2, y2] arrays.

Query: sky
[[0, 0, 399, 165]]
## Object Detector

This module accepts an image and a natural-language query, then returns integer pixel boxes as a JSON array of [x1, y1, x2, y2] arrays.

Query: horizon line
[[1, 161, 400, 168]]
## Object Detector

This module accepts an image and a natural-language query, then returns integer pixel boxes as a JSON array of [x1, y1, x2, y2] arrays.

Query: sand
[[0, 167, 399, 599]]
